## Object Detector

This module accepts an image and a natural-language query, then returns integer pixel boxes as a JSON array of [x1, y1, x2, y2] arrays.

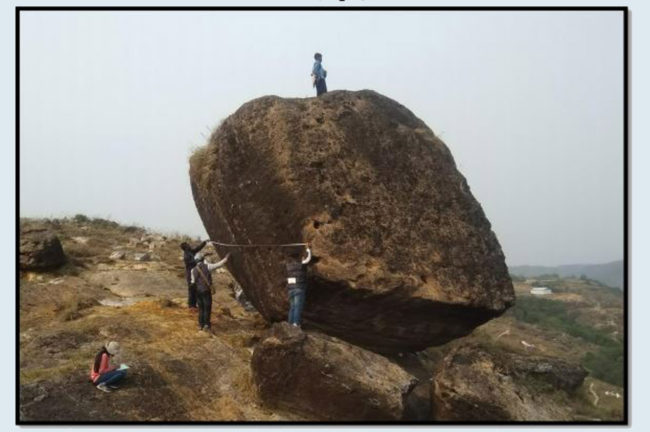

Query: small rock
[[109, 251, 126, 260], [127, 238, 146, 248], [133, 252, 151, 262], [71, 236, 90, 245]]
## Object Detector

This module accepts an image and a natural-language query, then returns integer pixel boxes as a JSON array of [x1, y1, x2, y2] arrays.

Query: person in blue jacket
[[311, 53, 327, 96]]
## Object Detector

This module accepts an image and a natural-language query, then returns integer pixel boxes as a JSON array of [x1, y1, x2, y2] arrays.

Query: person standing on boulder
[[191, 251, 231, 331], [286, 246, 312, 327], [180, 240, 208, 311], [311, 53, 327, 96]]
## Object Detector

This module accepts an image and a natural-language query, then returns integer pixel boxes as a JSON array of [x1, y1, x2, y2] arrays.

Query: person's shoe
[[108, 385, 120, 390], [198, 325, 204, 331], [96, 383, 112, 393], [189, 306, 198, 313], [292, 323, 300, 327], [203, 325, 211, 331]]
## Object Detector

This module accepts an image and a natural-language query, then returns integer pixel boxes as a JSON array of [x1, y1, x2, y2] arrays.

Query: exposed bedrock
[[251, 322, 422, 421]]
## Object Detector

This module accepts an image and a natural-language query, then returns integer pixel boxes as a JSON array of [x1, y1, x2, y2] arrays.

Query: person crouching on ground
[[286, 246, 312, 327], [90, 341, 126, 393], [191, 251, 231, 331], [180, 240, 208, 311]]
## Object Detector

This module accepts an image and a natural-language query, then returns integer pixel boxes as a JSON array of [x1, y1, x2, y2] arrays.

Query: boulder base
[[432, 344, 587, 421], [190, 90, 514, 352], [251, 322, 419, 421]]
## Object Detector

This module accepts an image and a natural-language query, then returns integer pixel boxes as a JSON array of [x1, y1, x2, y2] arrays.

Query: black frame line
[[15, 5, 629, 426]]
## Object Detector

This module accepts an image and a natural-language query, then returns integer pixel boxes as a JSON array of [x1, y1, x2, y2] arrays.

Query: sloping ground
[[19, 218, 301, 422], [20, 299, 292, 421], [18, 218, 624, 422], [419, 279, 625, 421]]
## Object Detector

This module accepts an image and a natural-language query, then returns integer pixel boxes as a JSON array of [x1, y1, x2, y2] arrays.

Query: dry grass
[[55, 291, 98, 322], [189, 121, 227, 195], [63, 242, 105, 258], [189, 145, 211, 189], [157, 298, 177, 309]]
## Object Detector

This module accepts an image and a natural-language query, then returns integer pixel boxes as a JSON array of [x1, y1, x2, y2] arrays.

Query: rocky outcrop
[[432, 344, 587, 421], [190, 90, 514, 352], [86, 269, 185, 298], [20, 227, 66, 271], [251, 322, 421, 421]]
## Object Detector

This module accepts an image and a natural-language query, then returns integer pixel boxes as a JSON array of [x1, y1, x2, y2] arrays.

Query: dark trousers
[[288, 287, 306, 325], [316, 78, 327, 96], [186, 268, 197, 307], [197, 289, 212, 328]]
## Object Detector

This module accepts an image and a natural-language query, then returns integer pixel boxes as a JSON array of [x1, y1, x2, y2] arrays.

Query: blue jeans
[[96, 369, 127, 386], [288, 288, 306, 325]]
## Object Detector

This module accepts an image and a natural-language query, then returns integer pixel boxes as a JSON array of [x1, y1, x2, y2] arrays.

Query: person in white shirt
[[286, 247, 312, 327]]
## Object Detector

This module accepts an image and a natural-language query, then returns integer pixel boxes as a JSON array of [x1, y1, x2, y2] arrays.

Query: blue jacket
[[312, 61, 327, 80]]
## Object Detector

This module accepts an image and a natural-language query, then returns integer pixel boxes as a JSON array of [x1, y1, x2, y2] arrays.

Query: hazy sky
[[19, 10, 623, 266]]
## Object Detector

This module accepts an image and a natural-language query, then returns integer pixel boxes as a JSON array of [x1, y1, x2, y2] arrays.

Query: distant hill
[[509, 260, 624, 289]]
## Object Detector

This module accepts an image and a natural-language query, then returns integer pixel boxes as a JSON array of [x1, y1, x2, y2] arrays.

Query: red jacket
[[90, 352, 116, 383]]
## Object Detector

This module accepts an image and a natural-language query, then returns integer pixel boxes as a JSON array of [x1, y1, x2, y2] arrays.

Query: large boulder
[[20, 227, 66, 271], [251, 322, 420, 421], [190, 90, 514, 352], [432, 344, 587, 421]]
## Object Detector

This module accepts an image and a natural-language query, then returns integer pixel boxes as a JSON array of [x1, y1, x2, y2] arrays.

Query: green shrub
[[73, 214, 90, 223], [510, 296, 624, 387], [91, 217, 119, 228], [511, 297, 619, 348], [582, 345, 624, 387]]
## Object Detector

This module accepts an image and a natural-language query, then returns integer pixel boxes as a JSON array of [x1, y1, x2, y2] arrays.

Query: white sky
[[19, 10, 624, 266]]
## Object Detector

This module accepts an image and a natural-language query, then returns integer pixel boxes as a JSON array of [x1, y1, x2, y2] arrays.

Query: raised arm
[[191, 240, 208, 254], [207, 252, 231, 272], [301, 248, 312, 265]]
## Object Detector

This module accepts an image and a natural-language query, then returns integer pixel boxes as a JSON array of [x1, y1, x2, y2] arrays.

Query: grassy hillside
[[19, 217, 625, 422], [509, 261, 624, 289], [19, 216, 303, 421], [424, 275, 625, 421]]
